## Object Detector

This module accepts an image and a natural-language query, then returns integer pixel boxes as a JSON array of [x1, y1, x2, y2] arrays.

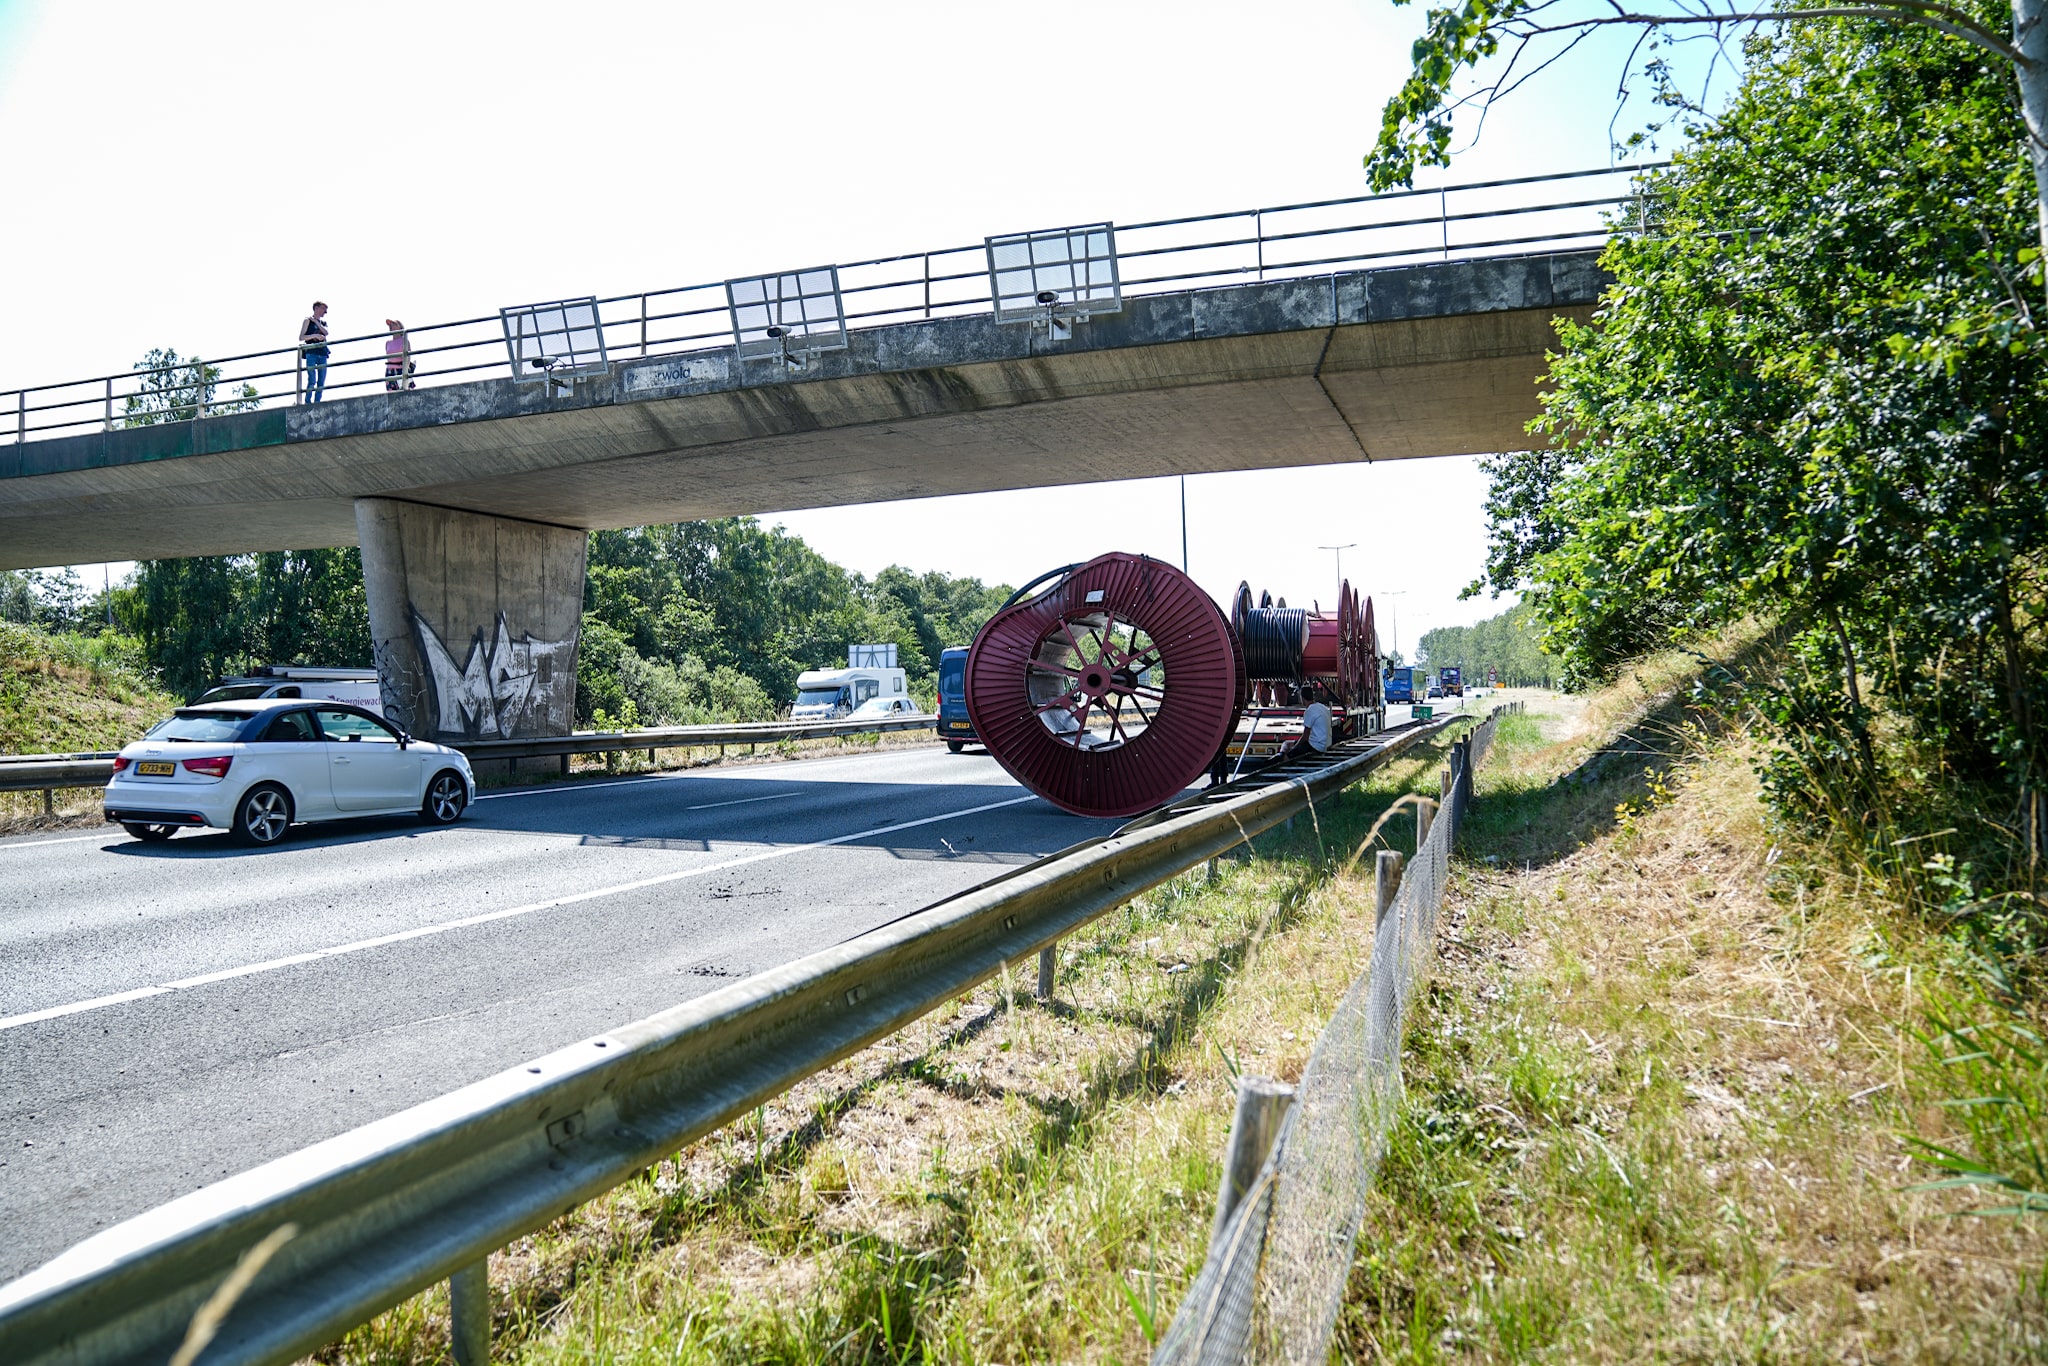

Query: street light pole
[[1377, 590, 1408, 660], [1181, 476, 1190, 573], [1316, 542, 1357, 590]]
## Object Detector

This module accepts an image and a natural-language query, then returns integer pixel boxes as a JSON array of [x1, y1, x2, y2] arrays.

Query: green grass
[[316, 731, 1472, 1364], [309, 673, 2048, 1363], [0, 620, 176, 828], [1338, 676, 2048, 1363]]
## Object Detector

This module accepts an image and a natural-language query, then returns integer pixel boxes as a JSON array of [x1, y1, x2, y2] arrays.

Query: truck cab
[[937, 646, 976, 752]]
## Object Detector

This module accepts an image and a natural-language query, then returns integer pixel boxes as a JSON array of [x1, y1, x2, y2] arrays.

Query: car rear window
[[148, 711, 253, 743]]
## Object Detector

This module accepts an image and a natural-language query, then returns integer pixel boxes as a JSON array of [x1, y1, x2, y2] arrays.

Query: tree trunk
[[2016, 0, 2048, 291], [1829, 603, 1880, 783], [1992, 573, 2043, 868]]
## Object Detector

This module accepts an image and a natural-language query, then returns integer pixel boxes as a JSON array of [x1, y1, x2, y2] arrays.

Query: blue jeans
[[304, 349, 330, 403]]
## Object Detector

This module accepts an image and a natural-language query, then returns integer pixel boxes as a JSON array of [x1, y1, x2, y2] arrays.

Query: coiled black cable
[[1240, 607, 1308, 680]]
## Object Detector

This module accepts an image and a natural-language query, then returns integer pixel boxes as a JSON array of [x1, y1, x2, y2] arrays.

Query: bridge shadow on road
[[90, 764, 1115, 866]]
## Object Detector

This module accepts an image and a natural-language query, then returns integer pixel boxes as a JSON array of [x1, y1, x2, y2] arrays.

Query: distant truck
[[791, 646, 910, 721], [195, 665, 384, 714], [1384, 666, 1416, 704], [1439, 666, 1463, 698]]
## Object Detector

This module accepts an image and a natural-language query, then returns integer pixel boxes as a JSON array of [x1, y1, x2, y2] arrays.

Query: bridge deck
[[0, 251, 1603, 569]]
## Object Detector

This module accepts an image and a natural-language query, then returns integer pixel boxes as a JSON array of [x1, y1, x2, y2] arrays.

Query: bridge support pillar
[[355, 498, 585, 744]]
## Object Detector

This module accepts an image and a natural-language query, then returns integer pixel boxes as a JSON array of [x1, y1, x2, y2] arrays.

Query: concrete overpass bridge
[[0, 166, 1641, 742]]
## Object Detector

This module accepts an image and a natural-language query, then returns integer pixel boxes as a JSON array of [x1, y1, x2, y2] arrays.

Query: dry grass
[[313, 736, 1465, 1365], [1340, 676, 2048, 1361], [303, 659, 2045, 1363]]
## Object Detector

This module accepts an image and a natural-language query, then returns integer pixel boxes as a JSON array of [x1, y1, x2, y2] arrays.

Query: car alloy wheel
[[235, 786, 292, 846], [423, 770, 467, 824]]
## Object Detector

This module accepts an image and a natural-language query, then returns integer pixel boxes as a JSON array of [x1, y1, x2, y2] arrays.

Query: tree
[[1471, 17, 2047, 836], [1367, 0, 2048, 284], [122, 348, 260, 426]]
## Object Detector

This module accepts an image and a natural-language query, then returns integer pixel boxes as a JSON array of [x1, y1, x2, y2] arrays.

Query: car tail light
[[182, 756, 234, 779], [110, 756, 130, 773]]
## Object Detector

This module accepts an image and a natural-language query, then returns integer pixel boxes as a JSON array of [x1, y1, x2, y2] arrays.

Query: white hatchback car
[[103, 698, 477, 846]]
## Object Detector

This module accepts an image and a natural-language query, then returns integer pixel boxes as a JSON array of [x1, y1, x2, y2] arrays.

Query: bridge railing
[[3, 164, 1659, 446]]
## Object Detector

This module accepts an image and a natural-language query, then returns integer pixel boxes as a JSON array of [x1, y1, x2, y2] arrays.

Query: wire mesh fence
[[1154, 702, 1519, 1364]]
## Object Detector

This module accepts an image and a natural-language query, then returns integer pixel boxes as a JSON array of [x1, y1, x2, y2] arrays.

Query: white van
[[195, 666, 385, 715], [790, 665, 909, 720]]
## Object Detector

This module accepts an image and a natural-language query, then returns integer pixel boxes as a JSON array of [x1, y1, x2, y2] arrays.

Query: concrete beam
[[0, 251, 1605, 569], [356, 499, 584, 744]]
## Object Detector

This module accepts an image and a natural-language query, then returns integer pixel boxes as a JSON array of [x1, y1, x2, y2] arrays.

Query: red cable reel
[[965, 552, 1245, 818]]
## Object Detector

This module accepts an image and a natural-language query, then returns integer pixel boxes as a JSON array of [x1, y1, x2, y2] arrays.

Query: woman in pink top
[[384, 320, 414, 391]]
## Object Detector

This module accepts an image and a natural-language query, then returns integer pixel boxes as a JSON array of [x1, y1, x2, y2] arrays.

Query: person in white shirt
[[1292, 685, 1334, 757]]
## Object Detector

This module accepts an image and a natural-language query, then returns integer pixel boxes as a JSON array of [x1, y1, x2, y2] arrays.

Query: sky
[[0, 1, 1732, 653]]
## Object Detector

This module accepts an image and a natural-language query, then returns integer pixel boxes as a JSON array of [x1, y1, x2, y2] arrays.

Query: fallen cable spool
[[965, 552, 1245, 818]]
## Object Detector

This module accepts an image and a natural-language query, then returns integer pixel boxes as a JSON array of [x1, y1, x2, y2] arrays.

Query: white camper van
[[195, 666, 385, 715], [790, 645, 908, 721]]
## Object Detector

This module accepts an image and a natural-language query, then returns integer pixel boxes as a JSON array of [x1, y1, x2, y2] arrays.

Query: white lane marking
[[0, 831, 117, 850], [0, 793, 1037, 1034], [683, 792, 797, 812]]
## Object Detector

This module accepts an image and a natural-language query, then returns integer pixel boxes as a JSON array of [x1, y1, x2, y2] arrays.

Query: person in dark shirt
[[300, 302, 330, 403]]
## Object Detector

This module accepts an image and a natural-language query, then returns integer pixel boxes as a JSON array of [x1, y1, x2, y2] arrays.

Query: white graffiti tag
[[413, 610, 576, 739]]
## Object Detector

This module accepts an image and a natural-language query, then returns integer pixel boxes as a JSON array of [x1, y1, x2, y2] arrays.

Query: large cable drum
[[966, 552, 1244, 818]]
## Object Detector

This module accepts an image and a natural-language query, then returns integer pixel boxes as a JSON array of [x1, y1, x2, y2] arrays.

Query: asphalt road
[[0, 744, 1114, 1284]]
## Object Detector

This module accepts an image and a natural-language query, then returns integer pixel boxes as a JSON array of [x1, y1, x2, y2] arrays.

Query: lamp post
[[1317, 542, 1357, 588], [1377, 590, 1408, 661]]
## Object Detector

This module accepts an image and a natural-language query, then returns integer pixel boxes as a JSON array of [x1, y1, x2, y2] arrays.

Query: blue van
[[938, 646, 977, 752]]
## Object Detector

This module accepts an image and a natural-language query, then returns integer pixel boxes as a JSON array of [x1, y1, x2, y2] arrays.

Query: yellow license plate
[[949, 722, 971, 730], [136, 760, 175, 776]]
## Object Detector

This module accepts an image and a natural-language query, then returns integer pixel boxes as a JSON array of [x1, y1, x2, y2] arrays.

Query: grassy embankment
[[0, 622, 178, 832], [310, 639, 2045, 1363]]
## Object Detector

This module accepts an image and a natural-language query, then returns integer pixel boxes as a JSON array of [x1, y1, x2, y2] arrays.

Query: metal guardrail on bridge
[[0, 717, 1458, 1366], [2, 164, 1660, 444]]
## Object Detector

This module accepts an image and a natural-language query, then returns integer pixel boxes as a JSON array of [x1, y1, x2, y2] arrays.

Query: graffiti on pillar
[[412, 608, 577, 739]]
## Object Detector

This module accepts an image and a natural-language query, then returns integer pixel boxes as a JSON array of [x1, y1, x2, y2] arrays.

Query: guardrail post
[[43, 787, 54, 816], [449, 1258, 490, 1366], [1414, 797, 1435, 852], [1035, 944, 1056, 1002], [1211, 1076, 1292, 1242], [1207, 856, 1219, 883], [15, 389, 22, 442], [559, 754, 569, 778], [1375, 849, 1402, 932], [103, 378, 112, 432]]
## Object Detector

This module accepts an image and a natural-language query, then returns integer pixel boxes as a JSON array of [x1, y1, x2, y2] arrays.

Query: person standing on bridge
[[299, 302, 331, 404], [384, 319, 414, 391]]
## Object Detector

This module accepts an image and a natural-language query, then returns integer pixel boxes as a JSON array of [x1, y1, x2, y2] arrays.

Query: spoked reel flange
[[965, 552, 1245, 818]]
